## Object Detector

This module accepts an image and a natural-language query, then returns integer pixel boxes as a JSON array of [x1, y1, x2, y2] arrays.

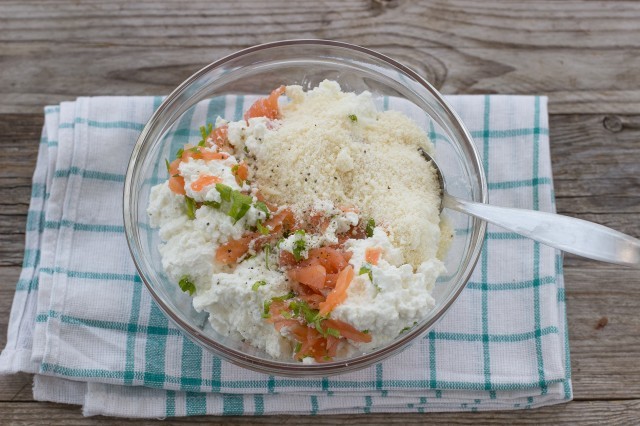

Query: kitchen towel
[[0, 94, 572, 417]]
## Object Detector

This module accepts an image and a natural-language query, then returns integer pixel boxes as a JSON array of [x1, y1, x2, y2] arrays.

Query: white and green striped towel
[[0, 95, 572, 417]]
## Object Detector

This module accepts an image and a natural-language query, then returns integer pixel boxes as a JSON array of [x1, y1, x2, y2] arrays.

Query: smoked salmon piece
[[215, 234, 255, 264], [168, 158, 186, 195], [318, 265, 354, 316], [200, 150, 229, 161], [323, 318, 372, 343], [233, 162, 249, 184], [190, 174, 222, 192], [287, 264, 327, 291], [365, 247, 382, 265], [244, 86, 286, 121], [208, 125, 234, 153]]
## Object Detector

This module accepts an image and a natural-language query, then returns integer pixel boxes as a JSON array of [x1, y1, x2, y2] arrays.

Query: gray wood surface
[[1, 0, 639, 424]]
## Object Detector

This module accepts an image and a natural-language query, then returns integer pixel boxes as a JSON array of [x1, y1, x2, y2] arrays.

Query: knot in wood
[[603, 115, 623, 133]]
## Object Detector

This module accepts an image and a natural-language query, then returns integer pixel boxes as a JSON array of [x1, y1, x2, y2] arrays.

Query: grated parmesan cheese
[[251, 80, 446, 268]]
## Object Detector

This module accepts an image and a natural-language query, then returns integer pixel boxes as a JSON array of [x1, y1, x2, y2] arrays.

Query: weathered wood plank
[[0, 374, 33, 402], [1, 400, 640, 424], [1, 1, 640, 114], [564, 268, 640, 399]]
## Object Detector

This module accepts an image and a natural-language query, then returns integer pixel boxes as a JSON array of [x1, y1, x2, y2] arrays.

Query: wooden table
[[1, 1, 639, 423]]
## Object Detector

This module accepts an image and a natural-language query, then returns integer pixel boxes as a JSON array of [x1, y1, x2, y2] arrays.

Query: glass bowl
[[123, 39, 487, 376]]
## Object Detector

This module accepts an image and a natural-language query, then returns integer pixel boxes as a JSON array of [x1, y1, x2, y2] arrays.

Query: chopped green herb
[[175, 147, 184, 159], [276, 238, 285, 248], [289, 301, 301, 316], [254, 201, 270, 219], [264, 245, 271, 270], [365, 218, 375, 238], [178, 276, 196, 295], [314, 319, 325, 335], [400, 322, 418, 334], [271, 291, 295, 302], [184, 196, 197, 220], [256, 220, 269, 235], [199, 123, 212, 146], [348, 114, 358, 122], [189, 146, 200, 153], [202, 200, 221, 209], [243, 146, 249, 154], [262, 300, 272, 318], [172, 174, 180, 178], [325, 327, 341, 338], [292, 300, 320, 323], [231, 164, 239, 175], [294, 342, 302, 353], [215, 183, 232, 202], [227, 191, 253, 223], [358, 263, 373, 282], [281, 310, 292, 319], [165, 158, 171, 173], [292, 232, 307, 261], [252, 280, 266, 292], [363, 329, 370, 334]]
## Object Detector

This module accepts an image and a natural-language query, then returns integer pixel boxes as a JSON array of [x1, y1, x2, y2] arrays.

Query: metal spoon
[[419, 148, 640, 268]]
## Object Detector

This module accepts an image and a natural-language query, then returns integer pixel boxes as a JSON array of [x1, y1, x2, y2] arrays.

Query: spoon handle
[[445, 194, 640, 268]]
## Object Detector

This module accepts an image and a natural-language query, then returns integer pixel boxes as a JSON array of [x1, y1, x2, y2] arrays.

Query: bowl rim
[[123, 38, 488, 376]]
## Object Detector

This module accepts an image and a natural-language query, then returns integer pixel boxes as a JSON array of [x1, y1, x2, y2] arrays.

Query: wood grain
[[1, 0, 640, 422], [2, 400, 640, 425], [1, 1, 640, 114]]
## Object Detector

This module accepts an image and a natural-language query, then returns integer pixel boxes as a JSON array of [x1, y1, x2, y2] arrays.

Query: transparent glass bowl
[[123, 40, 487, 376]]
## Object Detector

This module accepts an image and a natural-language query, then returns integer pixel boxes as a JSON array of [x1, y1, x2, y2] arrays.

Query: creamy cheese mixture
[[147, 81, 449, 361]]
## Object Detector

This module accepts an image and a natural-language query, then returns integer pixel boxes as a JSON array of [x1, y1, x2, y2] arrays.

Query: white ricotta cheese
[[147, 80, 448, 362]]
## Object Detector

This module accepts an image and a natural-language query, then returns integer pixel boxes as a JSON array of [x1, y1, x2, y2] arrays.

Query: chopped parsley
[[400, 322, 418, 334], [184, 196, 197, 220], [216, 183, 264, 224], [325, 327, 341, 338], [175, 147, 184, 159], [251, 280, 266, 292], [165, 158, 171, 173], [262, 300, 272, 318], [290, 300, 320, 324], [291, 230, 307, 261], [348, 114, 358, 122], [365, 218, 375, 238], [227, 190, 253, 223], [294, 342, 302, 353], [271, 291, 295, 302], [264, 245, 271, 270], [202, 200, 221, 209], [358, 263, 373, 282], [199, 123, 213, 146], [178, 276, 196, 295], [215, 183, 232, 202], [254, 201, 270, 219], [256, 220, 269, 235]]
